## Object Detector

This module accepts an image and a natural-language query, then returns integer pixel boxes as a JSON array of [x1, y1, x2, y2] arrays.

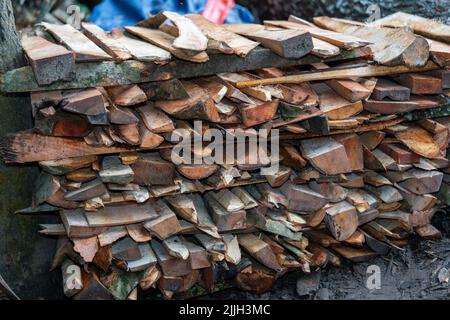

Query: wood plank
[[82, 22, 132, 61], [363, 96, 440, 114], [226, 27, 313, 59], [21, 35, 75, 85], [41, 23, 112, 62], [311, 83, 363, 120], [138, 11, 208, 52], [264, 20, 370, 49], [85, 203, 157, 227], [234, 61, 439, 88], [371, 78, 411, 101], [299, 137, 352, 175], [125, 27, 208, 63], [396, 73, 442, 94], [370, 12, 450, 44], [111, 29, 171, 62], [186, 14, 259, 57]]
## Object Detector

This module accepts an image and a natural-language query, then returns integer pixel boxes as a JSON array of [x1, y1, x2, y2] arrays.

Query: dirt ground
[[205, 211, 450, 300]]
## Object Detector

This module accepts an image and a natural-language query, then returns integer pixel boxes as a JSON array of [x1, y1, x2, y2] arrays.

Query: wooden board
[[85, 203, 158, 227], [82, 23, 132, 61], [186, 14, 259, 57], [21, 35, 75, 85], [264, 20, 370, 49], [41, 23, 112, 62], [364, 96, 440, 114]]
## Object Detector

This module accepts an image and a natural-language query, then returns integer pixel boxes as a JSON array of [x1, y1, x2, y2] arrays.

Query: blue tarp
[[90, 0, 254, 31]]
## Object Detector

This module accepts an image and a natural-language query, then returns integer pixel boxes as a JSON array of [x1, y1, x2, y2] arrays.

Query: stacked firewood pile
[[1, 11, 450, 299]]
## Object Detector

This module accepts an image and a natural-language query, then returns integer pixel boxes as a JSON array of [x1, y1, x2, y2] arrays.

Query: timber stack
[[1, 11, 450, 300]]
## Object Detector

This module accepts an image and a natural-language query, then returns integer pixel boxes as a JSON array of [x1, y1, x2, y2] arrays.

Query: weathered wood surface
[[41, 23, 112, 62], [0, 47, 371, 93], [21, 35, 75, 85]]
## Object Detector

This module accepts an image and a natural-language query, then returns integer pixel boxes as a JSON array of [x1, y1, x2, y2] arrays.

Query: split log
[[398, 170, 443, 194], [106, 85, 147, 106], [237, 234, 282, 271], [182, 238, 210, 269], [311, 83, 363, 120], [365, 185, 403, 203], [60, 88, 106, 117], [299, 137, 352, 175], [186, 14, 259, 57], [334, 133, 364, 171], [82, 22, 132, 61], [112, 237, 141, 261], [177, 164, 219, 180], [139, 11, 208, 52], [371, 79, 411, 101], [330, 245, 378, 262], [21, 35, 75, 85], [126, 223, 152, 243], [309, 181, 347, 203], [144, 200, 182, 240], [84, 202, 157, 227], [41, 23, 111, 62], [280, 182, 328, 212], [394, 125, 444, 159], [127, 243, 158, 272], [60, 209, 106, 238], [111, 29, 172, 62], [264, 20, 370, 49], [396, 73, 442, 95], [140, 80, 189, 101], [238, 99, 279, 128], [99, 156, 134, 184], [72, 236, 99, 262], [125, 27, 208, 63], [363, 147, 397, 171], [325, 201, 359, 241], [162, 236, 189, 260], [154, 81, 220, 122], [360, 131, 385, 150], [64, 178, 107, 201], [131, 153, 175, 186], [204, 192, 246, 232], [378, 143, 420, 164], [151, 240, 192, 277]]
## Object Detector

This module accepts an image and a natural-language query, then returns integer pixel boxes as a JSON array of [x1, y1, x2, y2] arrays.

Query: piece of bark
[[151, 240, 192, 277], [186, 14, 259, 57], [280, 182, 328, 212], [300, 137, 352, 175], [154, 80, 220, 122], [372, 78, 411, 101], [106, 85, 147, 106], [144, 200, 182, 240], [325, 201, 359, 241], [85, 202, 157, 227], [21, 35, 75, 85], [238, 234, 282, 272], [111, 29, 171, 62], [311, 83, 363, 120], [60, 88, 106, 116], [82, 22, 131, 61], [125, 27, 208, 63], [73, 236, 99, 263], [137, 103, 175, 133], [395, 125, 444, 159], [131, 153, 175, 186], [41, 22, 111, 62]]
